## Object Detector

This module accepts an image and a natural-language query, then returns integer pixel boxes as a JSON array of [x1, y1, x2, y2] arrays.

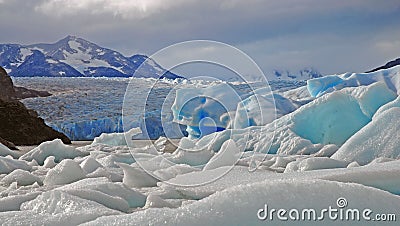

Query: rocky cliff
[[0, 67, 71, 147]]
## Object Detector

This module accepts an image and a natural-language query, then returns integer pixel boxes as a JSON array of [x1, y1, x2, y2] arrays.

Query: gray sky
[[0, 0, 399, 75]]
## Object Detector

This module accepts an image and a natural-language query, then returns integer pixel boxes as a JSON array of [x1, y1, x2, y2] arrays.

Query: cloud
[[35, 0, 193, 19], [0, 0, 399, 74]]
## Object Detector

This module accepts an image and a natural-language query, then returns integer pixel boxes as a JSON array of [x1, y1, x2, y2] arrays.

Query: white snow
[[83, 179, 400, 226], [15, 190, 121, 225], [43, 159, 86, 185], [162, 159, 400, 199], [284, 157, 348, 172], [0, 156, 31, 174], [54, 177, 146, 211], [2, 66, 400, 225], [203, 139, 241, 171], [0, 143, 21, 159], [307, 65, 400, 97], [3, 68, 12, 74], [332, 107, 400, 165], [118, 163, 159, 188], [144, 194, 175, 208], [92, 127, 142, 146], [59, 40, 125, 75], [19, 48, 32, 61], [1, 169, 42, 186], [0, 192, 41, 212], [80, 157, 103, 174], [43, 156, 57, 168], [20, 139, 88, 165], [46, 58, 58, 64]]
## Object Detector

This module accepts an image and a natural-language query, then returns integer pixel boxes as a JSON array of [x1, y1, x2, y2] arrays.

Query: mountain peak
[[56, 35, 90, 46], [56, 35, 77, 44], [62, 35, 79, 41], [0, 37, 183, 79]]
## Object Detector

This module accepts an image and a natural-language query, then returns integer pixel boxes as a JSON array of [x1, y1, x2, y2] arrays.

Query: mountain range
[[269, 68, 322, 81], [0, 36, 181, 79]]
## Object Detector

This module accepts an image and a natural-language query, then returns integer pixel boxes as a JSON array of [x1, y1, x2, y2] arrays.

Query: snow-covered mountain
[[0, 36, 182, 79], [268, 68, 322, 81]]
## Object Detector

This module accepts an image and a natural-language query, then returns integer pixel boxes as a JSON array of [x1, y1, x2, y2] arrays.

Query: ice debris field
[[2, 66, 400, 225]]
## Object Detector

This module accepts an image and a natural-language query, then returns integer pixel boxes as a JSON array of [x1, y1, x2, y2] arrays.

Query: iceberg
[[307, 65, 400, 97], [0, 169, 42, 186], [172, 83, 244, 139], [332, 107, 400, 165], [92, 127, 142, 146], [43, 159, 86, 186], [20, 139, 88, 165], [178, 82, 396, 156], [171, 83, 291, 138]]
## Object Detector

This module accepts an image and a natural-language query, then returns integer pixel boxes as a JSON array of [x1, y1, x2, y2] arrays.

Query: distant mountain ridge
[[0, 36, 182, 79], [366, 58, 400, 73], [268, 68, 322, 81]]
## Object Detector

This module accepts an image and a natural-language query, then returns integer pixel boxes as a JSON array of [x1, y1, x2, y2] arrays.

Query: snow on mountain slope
[[0, 36, 182, 79], [267, 68, 322, 81]]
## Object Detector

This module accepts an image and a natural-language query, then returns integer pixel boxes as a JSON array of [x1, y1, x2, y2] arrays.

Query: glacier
[[15, 77, 305, 141], [1, 66, 400, 225]]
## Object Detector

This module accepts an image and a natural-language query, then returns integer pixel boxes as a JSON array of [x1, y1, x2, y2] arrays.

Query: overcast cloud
[[0, 0, 399, 74]]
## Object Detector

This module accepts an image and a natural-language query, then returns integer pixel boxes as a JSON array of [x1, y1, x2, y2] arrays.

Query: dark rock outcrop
[[366, 58, 400, 73], [0, 67, 16, 101], [0, 137, 18, 150], [0, 67, 51, 100], [13, 86, 51, 99], [0, 67, 71, 146], [0, 99, 71, 145]]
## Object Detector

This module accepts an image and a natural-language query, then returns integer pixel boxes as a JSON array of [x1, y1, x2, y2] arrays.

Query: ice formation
[[307, 65, 400, 97], [174, 82, 396, 157], [92, 127, 142, 146], [43, 159, 86, 185], [332, 107, 400, 165], [20, 139, 88, 165], [172, 83, 244, 138], [84, 179, 400, 226], [1, 66, 400, 225], [1, 169, 41, 186], [0, 143, 21, 159], [0, 156, 31, 174]]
